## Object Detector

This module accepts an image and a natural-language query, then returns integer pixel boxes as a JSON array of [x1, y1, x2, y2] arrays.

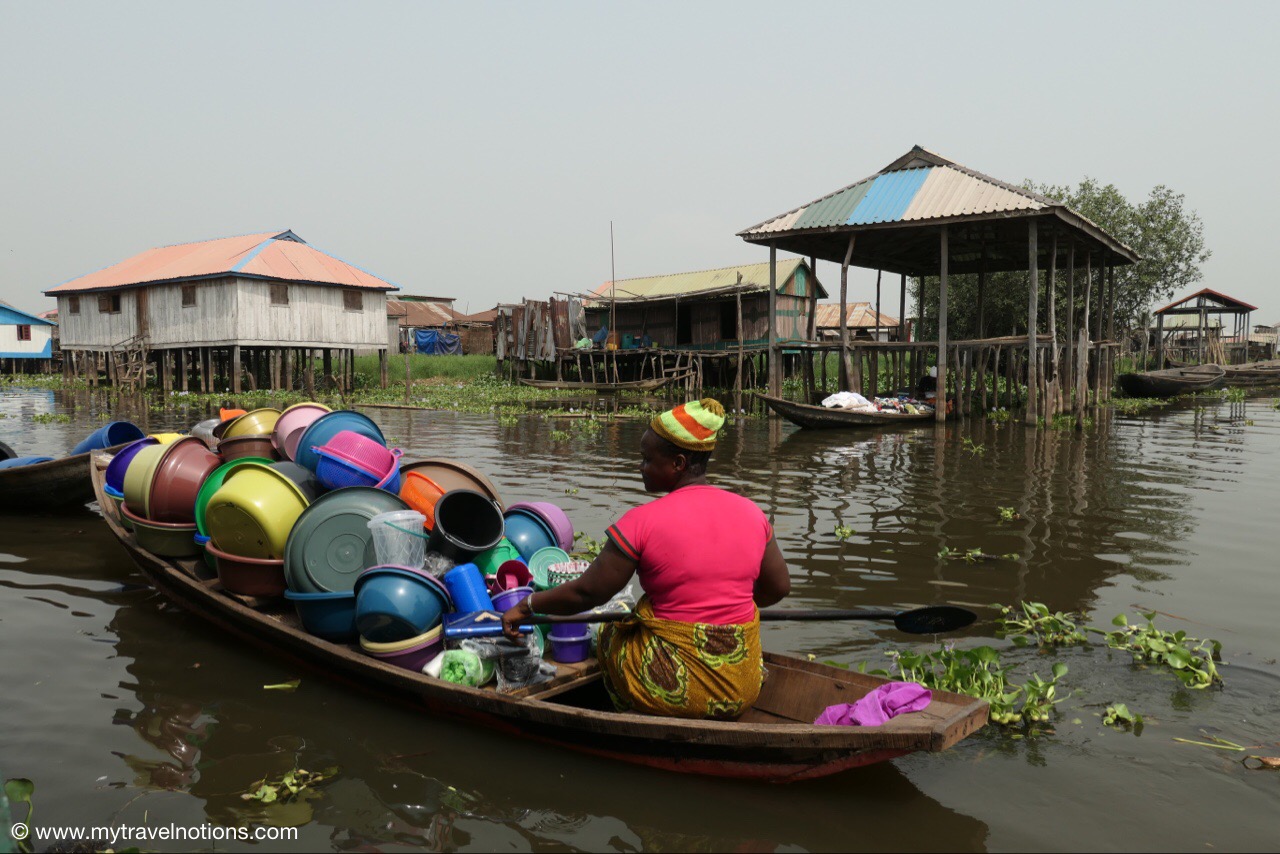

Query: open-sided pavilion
[[1153, 288, 1257, 367], [738, 146, 1140, 423]]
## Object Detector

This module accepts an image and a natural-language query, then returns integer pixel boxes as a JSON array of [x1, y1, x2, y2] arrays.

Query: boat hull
[[757, 393, 933, 430], [1116, 365, 1225, 398], [518, 376, 682, 392], [0, 443, 132, 512]]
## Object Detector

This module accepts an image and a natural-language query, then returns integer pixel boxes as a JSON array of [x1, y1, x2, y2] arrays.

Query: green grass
[[354, 353, 497, 385]]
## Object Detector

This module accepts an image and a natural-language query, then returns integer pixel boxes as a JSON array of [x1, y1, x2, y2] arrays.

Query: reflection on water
[[3, 383, 1280, 850]]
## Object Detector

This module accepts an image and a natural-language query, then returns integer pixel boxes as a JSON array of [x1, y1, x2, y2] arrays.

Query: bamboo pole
[[937, 226, 949, 423], [1025, 221, 1038, 426]]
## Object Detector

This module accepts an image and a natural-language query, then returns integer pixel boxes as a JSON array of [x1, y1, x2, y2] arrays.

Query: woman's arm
[[753, 538, 790, 608], [501, 540, 637, 640]]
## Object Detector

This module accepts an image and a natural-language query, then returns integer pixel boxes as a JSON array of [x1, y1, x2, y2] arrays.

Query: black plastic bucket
[[426, 489, 505, 563]]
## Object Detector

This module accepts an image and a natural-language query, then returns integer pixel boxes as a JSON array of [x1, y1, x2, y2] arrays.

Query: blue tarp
[[415, 329, 462, 355]]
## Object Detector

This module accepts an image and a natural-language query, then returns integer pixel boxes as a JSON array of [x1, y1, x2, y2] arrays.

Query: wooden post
[[1198, 301, 1206, 365], [380, 348, 388, 389], [1075, 327, 1088, 429], [1047, 231, 1058, 415], [1065, 243, 1076, 406], [839, 235, 855, 391], [1107, 263, 1116, 343], [767, 243, 780, 397], [230, 345, 241, 394], [937, 226, 948, 423], [1025, 220, 1039, 426], [1083, 252, 1093, 401], [976, 245, 987, 339], [322, 349, 332, 389], [734, 283, 744, 407]]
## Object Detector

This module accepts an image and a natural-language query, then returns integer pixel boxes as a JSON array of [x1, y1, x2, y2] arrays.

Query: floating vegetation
[[961, 438, 986, 456], [1102, 703, 1143, 732], [572, 531, 605, 560], [548, 429, 570, 441], [1174, 733, 1246, 751], [1097, 611, 1222, 689], [4, 777, 33, 852], [1220, 386, 1247, 403], [242, 765, 338, 806], [1109, 397, 1171, 415], [996, 601, 1088, 646], [861, 645, 1067, 727], [997, 506, 1020, 523], [833, 524, 855, 542], [987, 408, 1012, 423], [938, 546, 1020, 562], [30, 413, 71, 424]]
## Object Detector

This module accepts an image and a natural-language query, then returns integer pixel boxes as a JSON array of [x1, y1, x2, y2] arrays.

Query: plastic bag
[[460, 636, 556, 693], [423, 551, 456, 578], [438, 650, 494, 687]]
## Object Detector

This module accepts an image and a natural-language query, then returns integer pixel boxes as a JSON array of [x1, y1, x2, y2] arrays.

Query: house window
[[182, 285, 197, 307], [270, 284, 289, 306], [17, 325, 31, 341], [98, 294, 121, 314], [68, 296, 80, 315], [343, 289, 363, 312]]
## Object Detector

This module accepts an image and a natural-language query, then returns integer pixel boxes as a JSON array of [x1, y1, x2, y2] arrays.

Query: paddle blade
[[892, 606, 977, 635]]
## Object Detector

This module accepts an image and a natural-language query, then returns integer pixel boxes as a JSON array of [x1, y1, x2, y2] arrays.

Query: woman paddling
[[501, 398, 790, 719]]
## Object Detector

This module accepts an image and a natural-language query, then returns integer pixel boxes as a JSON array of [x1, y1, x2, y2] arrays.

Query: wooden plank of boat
[[1116, 364, 1226, 398], [756, 393, 933, 430], [89, 452, 986, 781], [518, 375, 684, 392], [0, 442, 134, 513]]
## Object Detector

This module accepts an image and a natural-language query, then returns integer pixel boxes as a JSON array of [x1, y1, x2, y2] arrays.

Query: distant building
[[586, 258, 826, 350], [44, 230, 397, 390], [0, 301, 56, 372], [813, 302, 901, 342]]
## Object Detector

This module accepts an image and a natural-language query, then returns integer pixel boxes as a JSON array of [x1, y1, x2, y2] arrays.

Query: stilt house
[[0, 301, 57, 373], [44, 230, 398, 392], [586, 259, 826, 350]]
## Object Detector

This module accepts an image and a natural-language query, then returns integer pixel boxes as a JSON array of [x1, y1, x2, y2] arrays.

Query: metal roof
[[738, 146, 1139, 273], [386, 299, 457, 327], [1154, 287, 1258, 315], [590, 258, 824, 302], [45, 230, 400, 295], [0, 301, 56, 326], [813, 302, 898, 329]]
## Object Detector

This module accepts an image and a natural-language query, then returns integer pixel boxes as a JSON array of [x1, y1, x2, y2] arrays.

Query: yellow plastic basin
[[222, 408, 282, 439], [122, 443, 167, 518], [205, 463, 310, 560]]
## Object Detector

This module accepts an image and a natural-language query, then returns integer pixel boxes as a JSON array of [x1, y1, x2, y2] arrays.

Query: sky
[[2, 1, 1277, 321]]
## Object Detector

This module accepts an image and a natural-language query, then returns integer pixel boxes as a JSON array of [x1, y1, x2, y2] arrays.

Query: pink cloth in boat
[[813, 682, 932, 726]]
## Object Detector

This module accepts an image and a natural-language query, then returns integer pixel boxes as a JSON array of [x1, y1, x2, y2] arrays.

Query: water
[[2, 386, 1279, 850]]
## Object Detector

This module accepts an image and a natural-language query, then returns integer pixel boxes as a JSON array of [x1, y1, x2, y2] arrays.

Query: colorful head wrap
[[650, 398, 726, 452]]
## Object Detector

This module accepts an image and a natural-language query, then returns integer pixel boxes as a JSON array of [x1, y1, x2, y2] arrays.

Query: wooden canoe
[[757, 393, 934, 430], [1116, 364, 1226, 398], [0, 443, 134, 513], [89, 453, 986, 782], [1222, 361, 1280, 387], [518, 376, 684, 392]]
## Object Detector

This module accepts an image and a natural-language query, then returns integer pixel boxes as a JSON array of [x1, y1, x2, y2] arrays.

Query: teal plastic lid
[[284, 486, 409, 593]]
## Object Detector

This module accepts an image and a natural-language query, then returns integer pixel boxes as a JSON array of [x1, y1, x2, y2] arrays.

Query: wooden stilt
[[231, 345, 241, 394], [839, 235, 855, 391], [1025, 220, 1039, 426], [937, 226, 949, 423]]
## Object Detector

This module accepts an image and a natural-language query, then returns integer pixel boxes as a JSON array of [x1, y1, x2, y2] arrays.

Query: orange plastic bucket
[[399, 471, 445, 530]]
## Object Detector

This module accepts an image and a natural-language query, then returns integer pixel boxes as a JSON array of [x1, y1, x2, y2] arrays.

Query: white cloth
[[821, 391, 872, 409]]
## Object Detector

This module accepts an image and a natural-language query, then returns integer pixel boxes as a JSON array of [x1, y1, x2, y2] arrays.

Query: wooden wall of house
[[57, 290, 139, 349], [235, 280, 387, 347], [585, 290, 816, 349], [145, 279, 239, 347]]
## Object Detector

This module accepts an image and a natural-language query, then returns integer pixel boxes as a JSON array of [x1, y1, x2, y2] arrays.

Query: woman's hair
[[653, 431, 712, 474]]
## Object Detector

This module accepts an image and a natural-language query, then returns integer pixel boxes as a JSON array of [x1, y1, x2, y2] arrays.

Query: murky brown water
[[2, 385, 1279, 851]]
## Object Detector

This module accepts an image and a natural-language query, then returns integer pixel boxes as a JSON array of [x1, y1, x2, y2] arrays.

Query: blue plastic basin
[[284, 589, 358, 642], [354, 565, 451, 643], [501, 508, 558, 561]]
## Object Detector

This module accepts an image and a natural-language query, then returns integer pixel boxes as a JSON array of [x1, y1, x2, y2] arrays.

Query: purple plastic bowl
[[106, 437, 159, 494], [363, 631, 444, 672], [490, 585, 532, 613], [549, 631, 592, 663], [506, 501, 574, 551], [550, 619, 587, 639]]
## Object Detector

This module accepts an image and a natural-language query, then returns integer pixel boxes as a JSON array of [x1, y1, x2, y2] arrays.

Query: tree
[[909, 179, 1210, 340]]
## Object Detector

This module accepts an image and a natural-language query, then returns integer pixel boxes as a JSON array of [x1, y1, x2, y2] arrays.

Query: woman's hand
[[501, 594, 535, 641]]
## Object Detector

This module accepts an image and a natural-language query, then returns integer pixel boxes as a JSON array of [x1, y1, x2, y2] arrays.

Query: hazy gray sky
[[3, 1, 1276, 320]]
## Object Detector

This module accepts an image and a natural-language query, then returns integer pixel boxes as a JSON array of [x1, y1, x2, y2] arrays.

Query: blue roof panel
[[847, 168, 932, 225]]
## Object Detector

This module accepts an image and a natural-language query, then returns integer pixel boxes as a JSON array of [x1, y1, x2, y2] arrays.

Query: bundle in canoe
[[756, 393, 933, 430], [0, 443, 135, 513], [1116, 364, 1225, 398], [89, 452, 986, 782], [517, 375, 686, 392]]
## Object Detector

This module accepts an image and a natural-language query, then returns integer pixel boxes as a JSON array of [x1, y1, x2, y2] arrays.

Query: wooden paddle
[[446, 605, 976, 639]]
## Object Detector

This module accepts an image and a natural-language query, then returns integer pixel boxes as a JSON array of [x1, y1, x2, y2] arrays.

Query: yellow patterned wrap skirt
[[597, 596, 763, 719]]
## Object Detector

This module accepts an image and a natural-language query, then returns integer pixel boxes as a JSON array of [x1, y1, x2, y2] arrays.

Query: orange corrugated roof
[[45, 230, 398, 294], [814, 302, 898, 329]]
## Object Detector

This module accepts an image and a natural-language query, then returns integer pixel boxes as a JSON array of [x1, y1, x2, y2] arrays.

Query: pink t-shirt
[[605, 485, 772, 625]]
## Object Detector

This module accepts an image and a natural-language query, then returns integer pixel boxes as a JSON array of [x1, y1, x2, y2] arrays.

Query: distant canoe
[[1222, 361, 1280, 387], [1116, 364, 1225, 398], [757, 393, 933, 429], [518, 376, 684, 392], [0, 443, 132, 513]]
